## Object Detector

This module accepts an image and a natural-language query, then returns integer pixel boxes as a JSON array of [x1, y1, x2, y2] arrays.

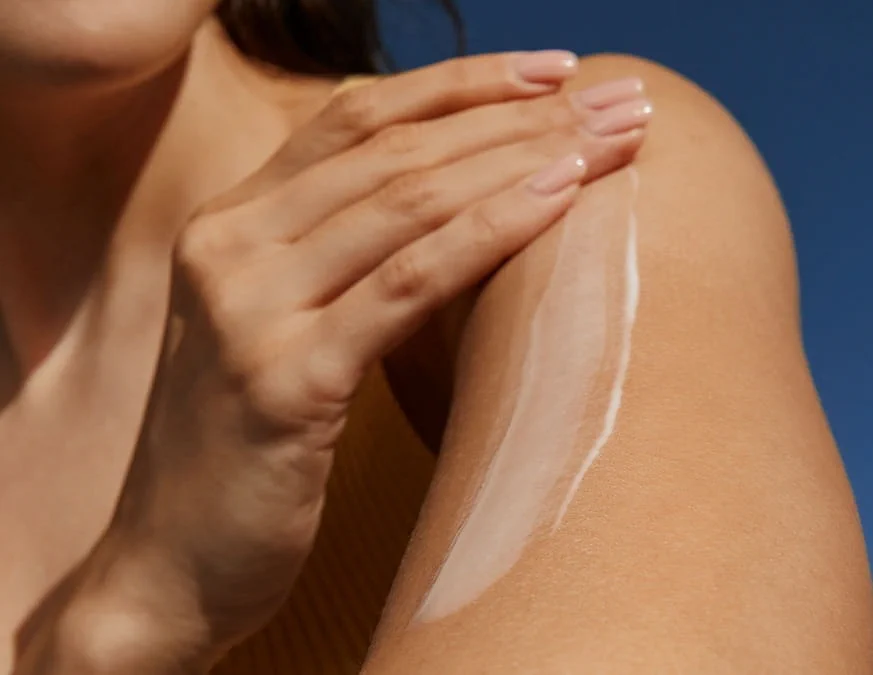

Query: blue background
[[383, 0, 873, 558]]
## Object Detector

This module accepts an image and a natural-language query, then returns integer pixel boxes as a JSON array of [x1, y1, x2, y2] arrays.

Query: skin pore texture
[[415, 167, 641, 623]]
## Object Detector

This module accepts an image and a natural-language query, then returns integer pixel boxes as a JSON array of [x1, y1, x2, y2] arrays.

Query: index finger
[[242, 50, 579, 197]]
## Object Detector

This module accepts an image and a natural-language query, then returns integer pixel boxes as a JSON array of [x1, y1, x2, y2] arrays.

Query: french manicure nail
[[513, 50, 578, 85], [569, 77, 645, 110], [583, 98, 654, 136], [528, 153, 587, 195]]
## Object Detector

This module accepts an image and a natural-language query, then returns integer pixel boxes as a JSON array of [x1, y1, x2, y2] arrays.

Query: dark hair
[[217, 0, 465, 76]]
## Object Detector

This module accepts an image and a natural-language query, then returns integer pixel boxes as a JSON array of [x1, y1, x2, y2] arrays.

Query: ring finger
[[316, 152, 591, 372], [274, 78, 650, 237], [288, 98, 651, 305]]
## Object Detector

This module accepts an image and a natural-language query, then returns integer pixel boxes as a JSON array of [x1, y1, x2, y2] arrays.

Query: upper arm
[[384, 52, 798, 451], [367, 54, 873, 673]]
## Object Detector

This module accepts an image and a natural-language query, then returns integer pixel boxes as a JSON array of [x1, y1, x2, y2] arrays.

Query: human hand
[[52, 52, 653, 670]]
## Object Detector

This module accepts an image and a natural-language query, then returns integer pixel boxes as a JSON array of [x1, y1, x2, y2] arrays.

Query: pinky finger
[[320, 153, 588, 370]]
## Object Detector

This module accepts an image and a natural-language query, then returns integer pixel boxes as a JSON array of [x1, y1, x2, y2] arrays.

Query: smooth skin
[[367, 55, 873, 674], [0, 5, 651, 674]]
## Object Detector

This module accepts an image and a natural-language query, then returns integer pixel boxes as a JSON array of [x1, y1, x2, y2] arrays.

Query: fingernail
[[513, 50, 578, 85], [583, 98, 654, 136], [569, 77, 645, 110], [527, 153, 587, 195]]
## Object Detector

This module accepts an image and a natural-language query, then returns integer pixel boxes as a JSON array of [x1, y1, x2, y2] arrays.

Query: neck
[[0, 19, 337, 377]]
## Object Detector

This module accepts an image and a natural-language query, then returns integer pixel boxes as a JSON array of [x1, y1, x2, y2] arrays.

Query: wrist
[[29, 533, 214, 674], [53, 596, 200, 674]]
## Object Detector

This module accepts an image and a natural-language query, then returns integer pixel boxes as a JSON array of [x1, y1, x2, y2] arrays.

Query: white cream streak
[[551, 168, 640, 530], [414, 168, 641, 624]]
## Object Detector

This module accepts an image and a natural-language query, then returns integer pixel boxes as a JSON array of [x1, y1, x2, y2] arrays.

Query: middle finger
[[265, 77, 650, 242], [289, 96, 652, 305]]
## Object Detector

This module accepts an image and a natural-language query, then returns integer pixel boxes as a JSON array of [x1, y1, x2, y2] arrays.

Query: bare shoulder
[[365, 54, 873, 675], [570, 52, 763, 160], [564, 54, 795, 287], [386, 52, 797, 450]]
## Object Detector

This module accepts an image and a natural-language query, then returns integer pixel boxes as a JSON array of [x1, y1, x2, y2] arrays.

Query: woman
[[1, 1, 870, 673]]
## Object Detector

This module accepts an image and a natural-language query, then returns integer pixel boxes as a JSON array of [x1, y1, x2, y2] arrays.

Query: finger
[[273, 51, 580, 170], [228, 51, 579, 201], [246, 85, 651, 245], [289, 111, 647, 305], [284, 79, 647, 222], [320, 153, 589, 371]]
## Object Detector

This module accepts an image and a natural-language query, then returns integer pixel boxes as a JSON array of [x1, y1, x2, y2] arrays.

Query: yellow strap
[[331, 74, 381, 96]]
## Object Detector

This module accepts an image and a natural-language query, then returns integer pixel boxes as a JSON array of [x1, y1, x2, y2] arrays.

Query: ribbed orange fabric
[[213, 362, 435, 674]]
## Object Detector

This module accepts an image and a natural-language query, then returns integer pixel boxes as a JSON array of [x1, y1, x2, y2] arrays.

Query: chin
[[0, 0, 218, 87]]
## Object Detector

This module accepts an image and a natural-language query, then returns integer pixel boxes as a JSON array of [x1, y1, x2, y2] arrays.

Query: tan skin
[[368, 55, 873, 673], [1, 3, 871, 675], [1, 3, 649, 672]]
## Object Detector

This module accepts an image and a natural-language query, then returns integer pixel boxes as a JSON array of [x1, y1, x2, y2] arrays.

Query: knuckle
[[240, 363, 351, 436], [446, 56, 476, 90], [204, 276, 249, 329], [374, 170, 438, 217], [429, 55, 475, 94], [375, 251, 430, 300], [300, 348, 360, 408], [520, 96, 578, 136], [468, 201, 505, 249], [326, 86, 380, 134], [547, 93, 580, 127], [535, 128, 583, 161], [173, 214, 249, 312], [494, 52, 527, 87], [509, 97, 547, 131], [174, 216, 219, 279], [369, 122, 424, 158], [242, 369, 306, 432]]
